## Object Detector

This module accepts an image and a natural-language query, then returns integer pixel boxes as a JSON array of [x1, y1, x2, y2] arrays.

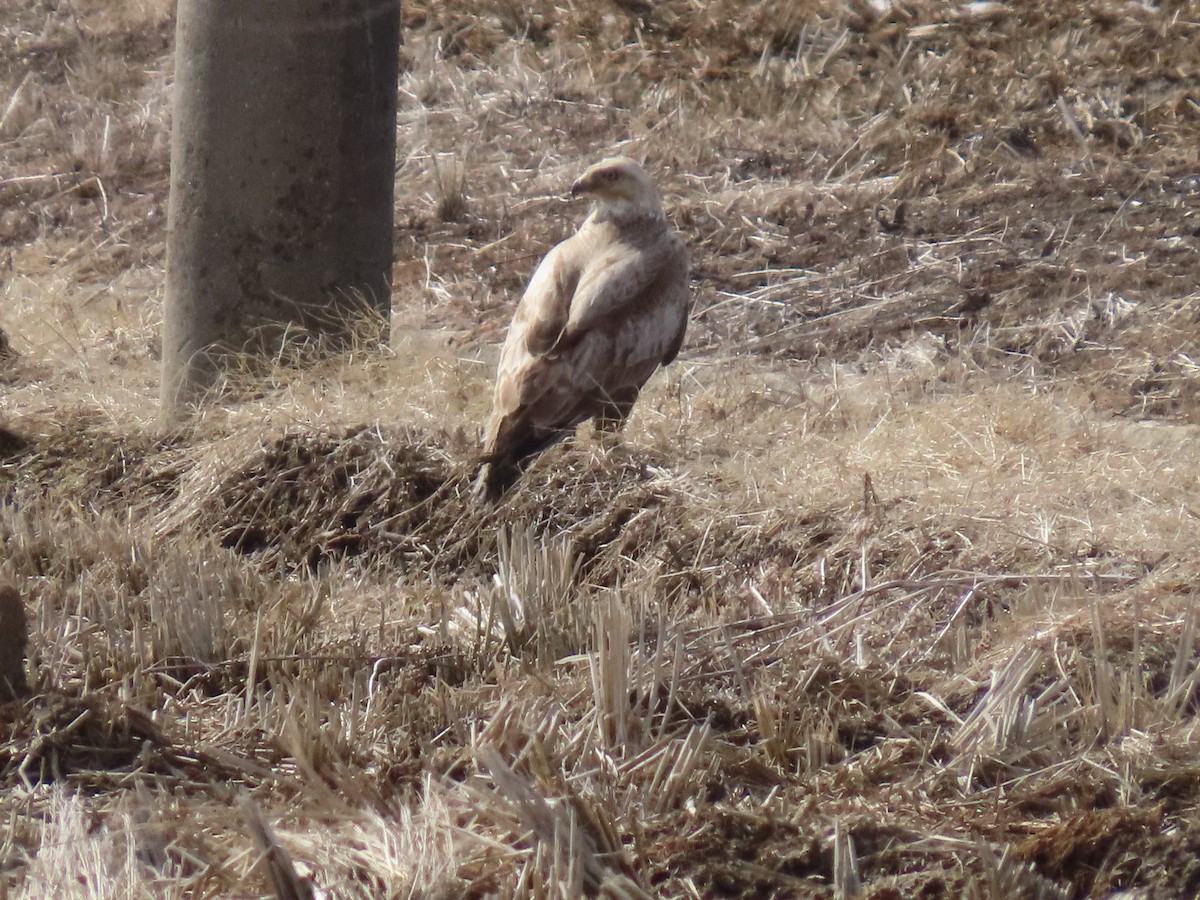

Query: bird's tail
[[475, 424, 572, 502], [472, 458, 520, 502]]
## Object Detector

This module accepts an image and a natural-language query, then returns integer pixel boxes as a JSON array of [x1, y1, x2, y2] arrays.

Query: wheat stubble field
[[4, 0, 1200, 896]]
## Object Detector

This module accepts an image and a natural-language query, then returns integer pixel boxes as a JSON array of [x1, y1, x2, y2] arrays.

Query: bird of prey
[[477, 157, 690, 499]]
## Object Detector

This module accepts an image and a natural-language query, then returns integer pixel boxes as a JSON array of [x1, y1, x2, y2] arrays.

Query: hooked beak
[[569, 176, 588, 198]]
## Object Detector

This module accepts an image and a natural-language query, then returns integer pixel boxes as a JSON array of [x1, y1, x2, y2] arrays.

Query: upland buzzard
[[477, 157, 690, 498]]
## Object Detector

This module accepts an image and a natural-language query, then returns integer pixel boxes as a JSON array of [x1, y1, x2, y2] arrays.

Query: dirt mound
[[181, 426, 747, 586], [4, 426, 182, 509], [9, 422, 1041, 603], [199, 425, 459, 570], [4, 421, 820, 586], [179, 425, 964, 598]]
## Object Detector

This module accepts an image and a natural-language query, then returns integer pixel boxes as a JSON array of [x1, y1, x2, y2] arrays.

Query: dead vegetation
[[4, 0, 1200, 896]]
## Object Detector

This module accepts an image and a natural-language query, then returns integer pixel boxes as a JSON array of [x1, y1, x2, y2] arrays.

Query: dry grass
[[4, 0, 1200, 896]]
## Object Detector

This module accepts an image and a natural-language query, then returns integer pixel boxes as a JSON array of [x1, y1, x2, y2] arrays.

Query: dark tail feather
[[474, 458, 520, 502], [474, 427, 573, 502]]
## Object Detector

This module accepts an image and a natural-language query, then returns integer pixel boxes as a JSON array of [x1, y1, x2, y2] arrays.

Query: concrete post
[[162, 0, 401, 414]]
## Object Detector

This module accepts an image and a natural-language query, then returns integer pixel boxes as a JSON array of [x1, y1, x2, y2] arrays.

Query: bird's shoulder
[[502, 233, 592, 357], [516, 235, 584, 312]]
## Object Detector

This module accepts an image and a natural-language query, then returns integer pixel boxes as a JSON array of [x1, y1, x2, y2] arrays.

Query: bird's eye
[[601, 170, 617, 181]]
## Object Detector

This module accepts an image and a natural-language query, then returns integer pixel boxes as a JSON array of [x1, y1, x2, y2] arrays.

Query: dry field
[[4, 0, 1200, 896]]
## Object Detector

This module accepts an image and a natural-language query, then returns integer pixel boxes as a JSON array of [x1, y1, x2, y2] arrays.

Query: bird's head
[[570, 157, 663, 216]]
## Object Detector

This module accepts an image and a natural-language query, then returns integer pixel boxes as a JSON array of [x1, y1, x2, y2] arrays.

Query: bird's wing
[[508, 241, 579, 357], [560, 236, 678, 343], [659, 249, 691, 367], [484, 239, 581, 453]]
